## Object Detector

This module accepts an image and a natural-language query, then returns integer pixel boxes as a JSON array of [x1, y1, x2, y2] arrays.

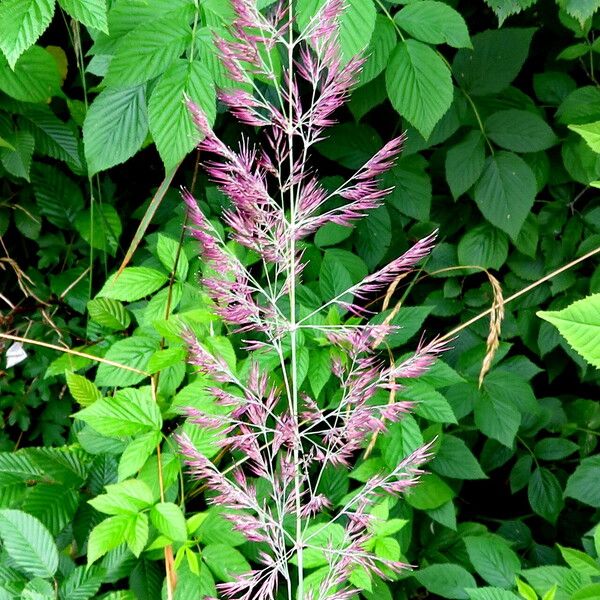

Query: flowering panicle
[[176, 1, 443, 598]]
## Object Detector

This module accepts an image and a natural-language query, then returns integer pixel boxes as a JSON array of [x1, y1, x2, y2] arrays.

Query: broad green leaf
[[359, 15, 396, 85], [558, 544, 600, 576], [0, 129, 34, 180], [458, 223, 508, 270], [0, 509, 58, 578], [484, 0, 537, 25], [386, 39, 453, 139], [124, 512, 148, 557], [297, 0, 376, 60], [89, 479, 154, 516], [58, 565, 104, 600], [75, 386, 161, 435], [0, 46, 60, 102], [21, 484, 78, 536], [105, 8, 192, 88], [83, 85, 148, 175], [533, 438, 579, 460], [452, 28, 535, 96], [202, 544, 251, 581], [445, 130, 486, 199], [150, 502, 187, 542], [317, 123, 381, 169], [560, 0, 600, 24], [319, 253, 353, 302], [564, 454, 600, 507], [58, 0, 107, 32], [384, 154, 432, 220], [31, 163, 84, 228], [474, 385, 521, 447], [299, 523, 346, 568], [557, 86, 600, 125], [147, 346, 186, 374], [533, 71, 576, 105], [406, 473, 454, 510], [156, 233, 189, 281], [195, 507, 245, 547], [94, 337, 158, 387], [356, 206, 391, 269], [87, 515, 130, 564], [401, 381, 457, 424], [370, 305, 433, 347], [464, 534, 521, 588], [118, 431, 160, 481], [0, 0, 55, 68], [395, 1, 471, 48], [430, 435, 487, 480], [308, 348, 331, 397], [467, 589, 522, 600], [528, 467, 564, 523], [537, 294, 600, 368], [87, 298, 131, 330], [98, 267, 168, 302], [149, 59, 216, 170], [66, 372, 102, 406], [485, 110, 557, 152], [415, 564, 476, 599], [562, 137, 600, 184], [569, 121, 600, 153], [473, 151, 537, 239]]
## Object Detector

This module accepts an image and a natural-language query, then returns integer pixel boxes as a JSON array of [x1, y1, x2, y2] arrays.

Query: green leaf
[[452, 28, 535, 96], [564, 454, 600, 507], [31, 163, 84, 228], [94, 337, 158, 388], [58, 0, 107, 32], [156, 233, 189, 280], [21, 484, 78, 536], [386, 39, 453, 139], [474, 151, 537, 239], [401, 381, 457, 424], [558, 544, 600, 576], [395, 1, 471, 48], [149, 59, 215, 170], [89, 479, 154, 515], [300, 523, 346, 568], [83, 85, 148, 175], [0, 46, 60, 102], [430, 435, 487, 480], [308, 348, 331, 397], [384, 155, 432, 220], [559, 0, 600, 24], [87, 298, 131, 330], [528, 467, 564, 524], [0, 0, 55, 68], [66, 372, 102, 406], [118, 431, 160, 481], [406, 473, 454, 510], [75, 203, 122, 255], [415, 564, 477, 600], [474, 385, 520, 447], [557, 86, 600, 125], [534, 438, 579, 460], [0, 509, 58, 578], [319, 253, 353, 302], [458, 223, 508, 270], [87, 514, 130, 564], [105, 8, 192, 88], [467, 589, 522, 600], [569, 121, 600, 153], [485, 110, 557, 152], [0, 129, 34, 180], [297, 0, 376, 60], [464, 534, 521, 588], [75, 386, 161, 435], [537, 294, 600, 368], [356, 206, 391, 269], [484, 0, 537, 26], [370, 305, 433, 348], [445, 130, 486, 199], [58, 565, 104, 600], [150, 502, 187, 542], [202, 544, 251, 581], [98, 267, 168, 302], [316, 123, 381, 169], [358, 15, 396, 85]]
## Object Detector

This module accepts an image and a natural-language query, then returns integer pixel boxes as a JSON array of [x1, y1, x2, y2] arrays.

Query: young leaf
[[537, 294, 600, 368], [386, 39, 453, 139], [87, 515, 131, 564], [118, 431, 160, 481], [89, 479, 154, 515], [156, 233, 190, 280], [150, 502, 187, 542], [83, 85, 148, 175], [74, 387, 162, 436], [0, 0, 56, 68], [98, 267, 168, 302], [474, 152, 537, 239], [87, 298, 131, 330], [0, 509, 59, 578], [66, 372, 102, 406], [569, 121, 600, 153], [150, 59, 216, 169], [395, 1, 471, 48]]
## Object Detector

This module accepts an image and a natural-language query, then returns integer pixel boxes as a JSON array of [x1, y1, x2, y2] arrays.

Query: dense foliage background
[[0, 0, 599, 598]]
